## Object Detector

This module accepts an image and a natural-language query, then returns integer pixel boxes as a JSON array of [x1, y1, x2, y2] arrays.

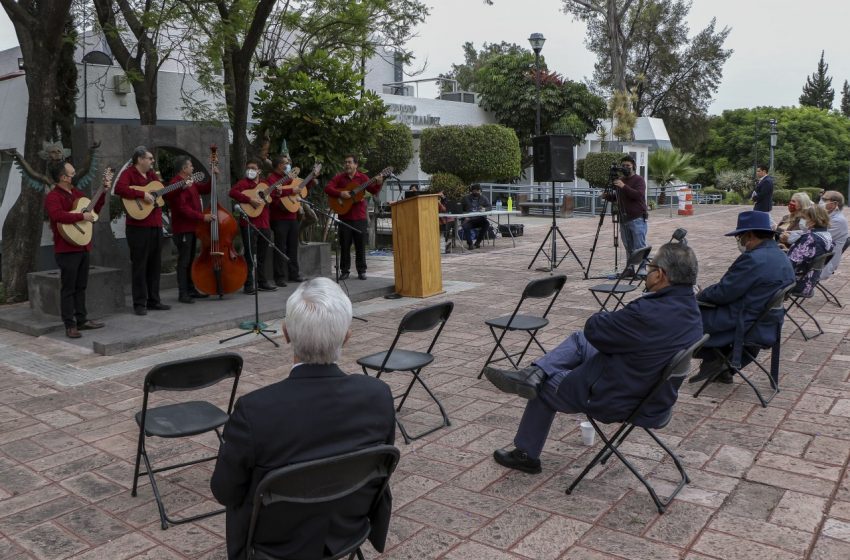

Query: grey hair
[[285, 278, 352, 364], [132, 146, 150, 164], [652, 242, 698, 286]]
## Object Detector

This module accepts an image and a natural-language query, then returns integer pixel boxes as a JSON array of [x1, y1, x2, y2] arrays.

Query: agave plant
[[648, 149, 704, 205]]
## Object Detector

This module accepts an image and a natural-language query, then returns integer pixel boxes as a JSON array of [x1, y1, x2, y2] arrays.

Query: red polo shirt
[[325, 171, 382, 221], [45, 184, 106, 253], [164, 174, 211, 234], [115, 166, 162, 228], [230, 177, 270, 229], [269, 173, 315, 221]]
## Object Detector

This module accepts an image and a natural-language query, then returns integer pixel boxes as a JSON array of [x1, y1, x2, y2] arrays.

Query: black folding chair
[[477, 275, 567, 379], [785, 253, 831, 340], [244, 445, 400, 560], [358, 302, 454, 443], [588, 246, 652, 312], [694, 283, 795, 407], [131, 352, 243, 529], [566, 334, 709, 514], [816, 238, 849, 307]]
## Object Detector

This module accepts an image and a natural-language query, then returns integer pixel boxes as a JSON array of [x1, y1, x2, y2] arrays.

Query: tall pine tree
[[800, 50, 834, 110], [841, 80, 850, 117]]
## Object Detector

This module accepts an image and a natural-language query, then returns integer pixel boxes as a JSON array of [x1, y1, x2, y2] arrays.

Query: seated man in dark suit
[[483, 243, 704, 473], [689, 210, 795, 384], [461, 184, 491, 249], [211, 278, 396, 559]]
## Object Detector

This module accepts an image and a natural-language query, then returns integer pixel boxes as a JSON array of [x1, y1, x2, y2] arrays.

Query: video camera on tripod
[[603, 162, 630, 201]]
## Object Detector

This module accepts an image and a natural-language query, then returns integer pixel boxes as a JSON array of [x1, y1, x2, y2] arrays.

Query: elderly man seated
[[819, 191, 849, 281], [483, 242, 703, 474], [211, 278, 396, 559], [689, 211, 795, 384]]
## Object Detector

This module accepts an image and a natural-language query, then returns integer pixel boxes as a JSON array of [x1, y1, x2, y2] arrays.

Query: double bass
[[192, 145, 248, 296]]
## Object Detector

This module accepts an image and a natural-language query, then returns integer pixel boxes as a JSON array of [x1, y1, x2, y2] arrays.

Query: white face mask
[[284, 164, 292, 173], [737, 238, 747, 254], [246, 169, 259, 180]]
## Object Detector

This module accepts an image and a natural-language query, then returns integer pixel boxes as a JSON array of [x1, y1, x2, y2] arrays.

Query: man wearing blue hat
[[690, 211, 794, 383]]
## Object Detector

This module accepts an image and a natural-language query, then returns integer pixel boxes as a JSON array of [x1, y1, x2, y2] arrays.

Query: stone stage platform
[[0, 274, 395, 355]]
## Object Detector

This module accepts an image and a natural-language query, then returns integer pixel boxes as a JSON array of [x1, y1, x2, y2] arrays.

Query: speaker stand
[[527, 181, 585, 274]]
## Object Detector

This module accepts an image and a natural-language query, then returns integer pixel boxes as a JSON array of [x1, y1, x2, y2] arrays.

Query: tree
[[420, 125, 521, 184], [840, 80, 850, 117], [648, 148, 703, 203], [799, 51, 834, 110], [362, 123, 414, 175], [439, 41, 525, 93], [0, 1, 75, 302]]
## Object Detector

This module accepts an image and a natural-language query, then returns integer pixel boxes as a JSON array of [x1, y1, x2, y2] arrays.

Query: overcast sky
[[1, 0, 849, 115]]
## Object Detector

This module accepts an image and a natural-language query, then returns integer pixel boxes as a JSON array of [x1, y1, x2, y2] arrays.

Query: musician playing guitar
[[324, 154, 383, 280], [115, 146, 171, 315], [268, 154, 316, 287], [164, 155, 216, 304], [229, 158, 277, 294], [45, 161, 111, 338]]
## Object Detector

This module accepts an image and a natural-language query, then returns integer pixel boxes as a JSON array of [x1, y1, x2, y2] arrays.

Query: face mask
[[246, 169, 258, 180], [788, 202, 797, 212], [284, 164, 292, 173], [819, 200, 827, 209], [737, 237, 747, 254]]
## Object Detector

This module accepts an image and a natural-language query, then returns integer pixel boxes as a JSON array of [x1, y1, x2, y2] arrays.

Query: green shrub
[[582, 152, 628, 188], [773, 189, 792, 205], [798, 187, 823, 202], [362, 122, 413, 175], [723, 191, 743, 205], [420, 124, 521, 184], [647, 199, 658, 210], [575, 158, 585, 180], [429, 172, 466, 202], [715, 169, 753, 197], [772, 170, 790, 191], [702, 186, 726, 200]]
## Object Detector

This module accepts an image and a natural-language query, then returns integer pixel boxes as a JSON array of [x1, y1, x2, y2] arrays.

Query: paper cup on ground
[[580, 421, 595, 446]]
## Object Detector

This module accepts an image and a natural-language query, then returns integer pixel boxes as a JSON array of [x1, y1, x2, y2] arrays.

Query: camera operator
[[610, 155, 648, 275]]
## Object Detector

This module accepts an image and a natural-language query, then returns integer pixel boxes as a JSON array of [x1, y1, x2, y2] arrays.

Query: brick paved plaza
[[1, 205, 849, 560]]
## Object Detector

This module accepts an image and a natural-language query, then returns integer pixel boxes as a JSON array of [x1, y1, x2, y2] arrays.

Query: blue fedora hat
[[725, 211, 774, 236]]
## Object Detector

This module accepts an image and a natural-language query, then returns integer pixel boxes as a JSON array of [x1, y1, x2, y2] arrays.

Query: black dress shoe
[[188, 290, 209, 299], [78, 320, 104, 330], [178, 295, 195, 304], [257, 283, 278, 292], [134, 307, 147, 316], [474, 241, 482, 249], [717, 370, 735, 384], [65, 327, 82, 339], [291, 276, 306, 282], [484, 365, 546, 400], [147, 303, 171, 311], [275, 279, 288, 288], [339, 272, 350, 280], [688, 358, 728, 384], [244, 287, 256, 295], [493, 448, 542, 474], [358, 273, 367, 280]]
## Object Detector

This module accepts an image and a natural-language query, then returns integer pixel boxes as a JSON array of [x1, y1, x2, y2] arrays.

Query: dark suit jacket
[[753, 175, 774, 212], [210, 364, 396, 560]]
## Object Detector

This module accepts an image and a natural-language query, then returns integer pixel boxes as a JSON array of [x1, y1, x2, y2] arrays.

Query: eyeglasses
[[647, 264, 663, 274]]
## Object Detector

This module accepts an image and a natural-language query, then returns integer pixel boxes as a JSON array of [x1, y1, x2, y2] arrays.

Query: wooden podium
[[390, 194, 443, 297]]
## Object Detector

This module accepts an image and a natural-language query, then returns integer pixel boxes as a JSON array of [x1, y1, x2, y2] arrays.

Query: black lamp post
[[528, 33, 545, 136], [769, 118, 778, 171]]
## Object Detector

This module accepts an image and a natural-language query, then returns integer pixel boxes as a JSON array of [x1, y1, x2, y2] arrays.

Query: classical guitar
[[281, 163, 322, 213], [239, 167, 300, 218], [58, 168, 114, 247], [328, 167, 393, 215], [122, 171, 205, 220]]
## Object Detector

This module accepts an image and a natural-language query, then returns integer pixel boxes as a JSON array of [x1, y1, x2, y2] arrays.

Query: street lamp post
[[769, 118, 778, 172], [528, 33, 545, 136]]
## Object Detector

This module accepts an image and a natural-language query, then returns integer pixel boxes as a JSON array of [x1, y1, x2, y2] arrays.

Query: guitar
[[281, 163, 322, 213], [239, 167, 300, 218], [122, 171, 205, 220], [327, 167, 393, 215], [58, 168, 114, 247]]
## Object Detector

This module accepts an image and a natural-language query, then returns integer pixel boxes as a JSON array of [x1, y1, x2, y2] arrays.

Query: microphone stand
[[219, 204, 291, 346]]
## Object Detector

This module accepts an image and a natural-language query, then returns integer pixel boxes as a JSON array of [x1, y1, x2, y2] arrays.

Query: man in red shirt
[[164, 155, 215, 304], [324, 154, 382, 280], [229, 158, 276, 294], [269, 155, 314, 286], [115, 146, 171, 316], [44, 161, 110, 338]]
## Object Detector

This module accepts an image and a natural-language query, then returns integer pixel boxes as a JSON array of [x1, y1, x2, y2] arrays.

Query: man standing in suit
[[211, 278, 396, 559], [752, 164, 774, 212]]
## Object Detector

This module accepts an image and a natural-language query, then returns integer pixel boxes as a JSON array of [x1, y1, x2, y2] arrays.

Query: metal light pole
[[529, 33, 545, 136], [769, 118, 778, 172]]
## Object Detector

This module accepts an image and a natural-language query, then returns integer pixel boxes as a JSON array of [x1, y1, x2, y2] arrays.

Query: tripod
[[528, 181, 585, 273], [585, 186, 626, 279], [219, 205, 290, 347]]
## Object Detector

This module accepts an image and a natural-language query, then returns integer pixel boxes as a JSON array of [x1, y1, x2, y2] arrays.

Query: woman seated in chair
[[786, 205, 833, 296], [776, 192, 813, 248]]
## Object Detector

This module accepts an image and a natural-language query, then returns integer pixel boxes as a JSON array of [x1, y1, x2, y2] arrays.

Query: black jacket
[[210, 363, 396, 559]]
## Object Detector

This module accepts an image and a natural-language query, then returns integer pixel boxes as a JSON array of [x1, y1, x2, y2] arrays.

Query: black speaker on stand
[[528, 134, 585, 274]]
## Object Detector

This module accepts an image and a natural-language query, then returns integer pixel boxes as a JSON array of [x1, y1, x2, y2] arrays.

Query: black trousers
[[173, 232, 198, 297], [462, 216, 488, 245], [339, 219, 368, 274], [126, 226, 162, 309], [241, 225, 271, 288], [55, 251, 89, 328], [271, 219, 300, 281]]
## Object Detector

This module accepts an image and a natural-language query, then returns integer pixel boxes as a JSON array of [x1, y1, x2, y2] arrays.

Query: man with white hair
[[211, 278, 396, 560]]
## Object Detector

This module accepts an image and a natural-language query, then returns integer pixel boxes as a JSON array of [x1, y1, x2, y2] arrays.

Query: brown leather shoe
[[78, 320, 104, 330], [65, 327, 82, 339]]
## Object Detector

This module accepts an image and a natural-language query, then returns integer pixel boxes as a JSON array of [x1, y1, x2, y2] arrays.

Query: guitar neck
[[159, 173, 201, 197], [83, 184, 108, 213], [352, 177, 377, 195]]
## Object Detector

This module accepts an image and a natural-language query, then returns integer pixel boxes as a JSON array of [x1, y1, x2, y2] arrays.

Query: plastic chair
[[785, 253, 831, 340], [566, 334, 709, 514], [357, 302, 454, 443], [131, 352, 243, 529], [477, 275, 567, 379], [588, 246, 652, 312], [244, 445, 400, 560]]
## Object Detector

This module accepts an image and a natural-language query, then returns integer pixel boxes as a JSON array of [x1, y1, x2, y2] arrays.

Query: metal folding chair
[[132, 352, 243, 529], [694, 283, 795, 407], [357, 302, 454, 443], [785, 253, 831, 340], [588, 246, 652, 312], [566, 334, 709, 514], [245, 445, 400, 560], [476, 275, 567, 379]]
